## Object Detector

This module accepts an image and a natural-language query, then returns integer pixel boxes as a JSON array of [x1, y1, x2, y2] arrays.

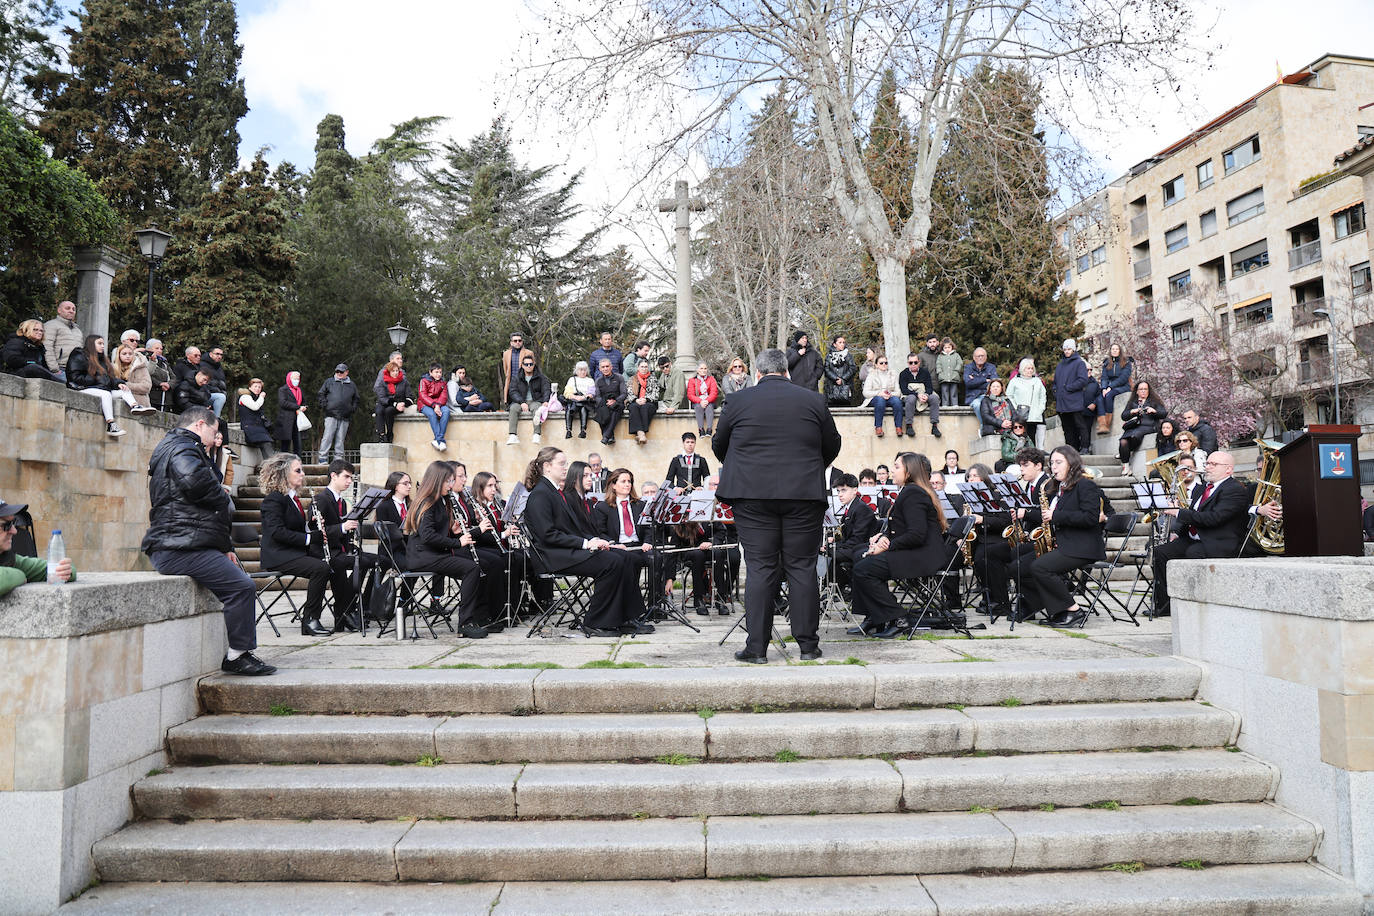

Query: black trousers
[[150, 549, 257, 652], [413, 554, 482, 625], [1119, 431, 1148, 463], [980, 540, 1036, 609], [730, 499, 825, 655], [329, 549, 378, 618], [1151, 536, 1205, 613], [595, 402, 624, 440], [1062, 410, 1092, 453], [1026, 549, 1092, 614], [627, 399, 657, 435], [564, 402, 590, 433], [273, 553, 353, 623], [560, 548, 647, 629], [712, 545, 741, 601], [851, 552, 901, 622], [473, 546, 509, 623]]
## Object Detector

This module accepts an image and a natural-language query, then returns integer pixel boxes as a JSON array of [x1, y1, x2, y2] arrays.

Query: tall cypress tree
[[179, 0, 247, 196]]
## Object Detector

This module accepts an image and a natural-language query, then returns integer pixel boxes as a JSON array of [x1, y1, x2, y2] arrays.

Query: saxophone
[[960, 504, 977, 565], [1031, 487, 1056, 556]]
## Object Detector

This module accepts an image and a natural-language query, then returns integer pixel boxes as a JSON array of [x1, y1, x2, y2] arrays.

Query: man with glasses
[[203, 345, 229, 417], [499, 333, 531, 407], [0, 502, 73, 597], [507, 353, 549, 445], [1152, 451, 1249, 617], [897, 352, 942, 439]]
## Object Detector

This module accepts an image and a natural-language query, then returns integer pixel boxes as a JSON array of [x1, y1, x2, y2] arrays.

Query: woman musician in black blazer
[[850, 452, 948, 637], [1026, 445, 1109, 627], [403, 461, 487, 639], [373, 470, 412, 570]]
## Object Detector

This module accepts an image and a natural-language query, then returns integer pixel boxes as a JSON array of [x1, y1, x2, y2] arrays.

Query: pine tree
[[1, 0, 61, 120], [179, 0, 247, 196]]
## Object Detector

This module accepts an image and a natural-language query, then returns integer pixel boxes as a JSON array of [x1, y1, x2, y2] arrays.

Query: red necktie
[[1188, 484, 1213, 538], [293, 496, 305, 516], [399, 502, 407, 521], [622, 500, 634, 538]]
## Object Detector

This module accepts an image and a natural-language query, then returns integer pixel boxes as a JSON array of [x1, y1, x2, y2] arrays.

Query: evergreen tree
[[179, 0, 247, 196], [906, 66, 1081, 379], [1, 0, 60, 120], [160, 155, 297, 381]]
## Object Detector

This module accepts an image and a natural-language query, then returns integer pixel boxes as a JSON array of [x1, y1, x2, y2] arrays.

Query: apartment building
[[1058, 53, 1374, 430]]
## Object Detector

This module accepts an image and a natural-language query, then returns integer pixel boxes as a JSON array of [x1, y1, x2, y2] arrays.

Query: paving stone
[[169, 714, 443, 764], [995, 803, 1318, 869], [967, 702, 1236, 753], [896, 749, 1275, 811], [952, 639, 1144, 660], [395, 818, 705, 881], [61, 882, 502, 915], [268, 644, 453, 669], [199, 668, 538, 714], [435, 642, 614, 667], [919, 863, 1363, 915], [794, 641, 966, 664], [435, 713, 706, 762], [871, 657, 1201, 708], [613, 641, 772, 667], [706, 709, 971, 759], [516, 759, 901, 817], [534, 666, 874, 712], [493, 876, 938, 915], [93, 819, 412, 882], [705, 811, 1013, 877], [135, 763, 522, 819]]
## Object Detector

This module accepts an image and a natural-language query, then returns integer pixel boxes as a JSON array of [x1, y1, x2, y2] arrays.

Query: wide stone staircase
[[66, 657, 1361, 913]]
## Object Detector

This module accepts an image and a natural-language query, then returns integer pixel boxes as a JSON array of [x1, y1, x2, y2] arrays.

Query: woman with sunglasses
[[861, 354, 904, 438]]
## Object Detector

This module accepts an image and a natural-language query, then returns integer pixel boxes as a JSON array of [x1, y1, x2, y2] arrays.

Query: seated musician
[[858, 468, 892, 518], [445, 461, 507, 631], [1020, 446, 1109, 627], [928, 469, 968, 611], [666, 431, 711, 494], [402, 460, 488, 639], [522, 446, 650, 637], [309, 458, 377, 629], [850, 452, 947, 638], [829, 473, 877, 593], [661, 520, 712, 615], [980, 446, 1054, 622], [961, 463, 1006, 616], [564, 459, 600, 523], [373, 470, 412, 570], [258, 452, 355, 637], [1152, 451, 1251, 616], [707, 479, 739, 615], [591, 467, 654, 566]]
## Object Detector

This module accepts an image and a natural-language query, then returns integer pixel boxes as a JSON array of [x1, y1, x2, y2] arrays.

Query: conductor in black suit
[[1153, 450, 1250, 616], [522, 447, 650, 636], [712, 348, 842, 662]]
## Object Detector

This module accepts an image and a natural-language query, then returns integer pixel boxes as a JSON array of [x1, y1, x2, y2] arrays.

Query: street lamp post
[[386, 322, 410, 350], [1312, 307, 1340, 424], [134, 226, 172, 341]]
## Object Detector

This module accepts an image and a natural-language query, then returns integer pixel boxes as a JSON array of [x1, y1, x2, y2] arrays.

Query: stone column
[[72, 245, 132, 345], [658, 180, 705, 375]]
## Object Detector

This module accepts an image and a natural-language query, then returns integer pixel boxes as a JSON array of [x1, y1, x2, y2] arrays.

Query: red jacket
[[418, 377, 449, 408], [686, 374, 719, 404]]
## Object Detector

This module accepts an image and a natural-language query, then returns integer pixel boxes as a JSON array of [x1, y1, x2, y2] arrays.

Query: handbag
[[296, 410, 312, 431], [1122, 413, 1141, 431], [367, 569, 396, 622], [1011, 403, 1030, 423]]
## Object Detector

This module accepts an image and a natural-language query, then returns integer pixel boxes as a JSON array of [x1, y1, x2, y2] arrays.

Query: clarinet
[[310, 500, 330, 557], [480, 497, 509, 555], [449, 492, 486, 576]]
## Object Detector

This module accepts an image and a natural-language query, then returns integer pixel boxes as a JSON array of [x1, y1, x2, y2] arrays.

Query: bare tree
[[529, 0, 1203, 361]]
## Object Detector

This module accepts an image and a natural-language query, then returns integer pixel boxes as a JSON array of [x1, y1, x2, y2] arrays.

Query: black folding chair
[[370, 521, 447, 639], [1072, 511, 1142, 625], [231, 524, 301, 638], [898, 515, 977, 638]]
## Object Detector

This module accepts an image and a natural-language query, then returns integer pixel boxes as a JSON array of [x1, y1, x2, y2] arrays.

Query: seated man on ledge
[[0, 501, 73, 597]]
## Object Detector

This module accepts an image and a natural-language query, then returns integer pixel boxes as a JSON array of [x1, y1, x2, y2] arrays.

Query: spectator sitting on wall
[[962, 347, 998, 408], [562, 361, 595, 439], [506, 352, 550, 445], [589, 330, 625, 377], [237, 378, 275, 457], [2, 319, 62, 381], [448, 366, 492, 413], [418, 362, 452, 452], [0, 500, 73, 598], [201, 345, 229, 417], [173, 345, 203, 390], [175, 367, 213, 414], [373, 351, 413, 443], [655, 356, 686, 413], [144, 339, 173, 410], [316, 363, 359, 463], [67, 334, 139, 437], [42, 300, 82, 381], [110, 341, 157, 412]]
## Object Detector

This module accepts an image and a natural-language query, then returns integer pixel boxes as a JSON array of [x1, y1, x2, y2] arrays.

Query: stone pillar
[[1171, 557, 1374, 909], [658, 181, 705, 375], [72, 245, 132, 345]]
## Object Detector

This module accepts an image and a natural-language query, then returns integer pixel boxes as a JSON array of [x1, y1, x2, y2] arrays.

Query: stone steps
[[169, 702, 1237, 764], [92, 804, 1320, 883], [136, 749, 1272, 820], [60, 865, 1366, 915]]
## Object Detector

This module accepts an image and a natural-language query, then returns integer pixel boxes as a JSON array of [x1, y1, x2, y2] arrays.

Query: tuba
[[1248, 439, 1284, 554]]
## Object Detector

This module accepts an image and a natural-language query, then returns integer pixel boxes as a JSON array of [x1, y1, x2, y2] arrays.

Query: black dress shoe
[[579, 430, 587, 438], [931, 424, 942, 438], [872, 623, 906, 639], [221, 652, 276, 676], [1047, 609, 1089, 628], [800, 648, 823, 661], [694, 605, 709, 616], [620, 620, 655, 635], [300, 618, 330, 637], [482, 621, 507, 633], [458, 623, 489, 639], [332, 612, 361, 634], [734, 649, 767, 664], [846, 625, 866, 636], [716, 604, 731, 616], [582, 626, 621, 637], [904, 424, 915, 437]]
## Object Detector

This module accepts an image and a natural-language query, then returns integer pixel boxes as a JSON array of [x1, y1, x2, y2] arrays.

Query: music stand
[[645, 491, 703, 632], [987, 475, 1037, 632], [342, 486, 388, 637]]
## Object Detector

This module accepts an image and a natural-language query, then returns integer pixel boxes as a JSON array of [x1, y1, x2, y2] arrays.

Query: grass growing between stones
[[1038, 803, 1056, 811], [774, 749, 801, 762], [1085, 800, 1121, 810], [655, 753, 700, 766], [999, 697, 1023, 707], [580, 660, 649, 669], [969, 805, 997, 813], [948, 656, 995, 662], [146, 767, 166, 777], [943, 703, 966, 711], [1101, 862, 1144, 873], [1174, 797, 1215, 806], [416, 754, 443, 767], [495, 662, 562, 669], [433, 663, 485, 669], [268, 703, 297, 716], [1178, 859, 1205, 869], [821, 656, 868, 666], [697, 707, 716, 720]]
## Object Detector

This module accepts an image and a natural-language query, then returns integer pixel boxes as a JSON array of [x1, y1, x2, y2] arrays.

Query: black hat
[[334, 363, 348, 373], [0, 501, 28, 517]]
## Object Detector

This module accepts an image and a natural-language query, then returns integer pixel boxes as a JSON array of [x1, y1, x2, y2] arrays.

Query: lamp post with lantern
[[134, 226, 172, 342]]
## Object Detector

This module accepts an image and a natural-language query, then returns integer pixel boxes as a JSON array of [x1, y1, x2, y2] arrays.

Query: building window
[[1061, 227, 1070, 246], [1079, 295, 1092, 312], [1200, 209, 1218, 238], [1231, 239, 1269, 276], [1359, 125, 1374, 140], [1220, 311, 1230, 344], [1162, 175, 1186, 206], [1197, 159, 1214, 189], [1334, 203, 1366, 239], [1237, 348, 1276, 380], [1063, 267, 1072, 285], [1226, 187, 1265, 226], [1094, 289, 1109, 310], [1168, 270, 1191, 300], [1171, 320, 1194, 344], [1353, 261, 1371, 297], [1237, 298, 1274, 327], [1091, 245, 1106, 266], [1165, 223, 1189, 254], [1223, 135, 1261, 174], [1076, 252, 1091, 274]]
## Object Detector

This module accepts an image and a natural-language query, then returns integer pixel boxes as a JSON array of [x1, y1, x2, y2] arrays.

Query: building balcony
[[1130, 213, 1149, 238], [1132, 257, 1151, 281], [1287, 239, 1321, 271], [1298, 356, 1331, 383], [1292, 298, 1327, 328]]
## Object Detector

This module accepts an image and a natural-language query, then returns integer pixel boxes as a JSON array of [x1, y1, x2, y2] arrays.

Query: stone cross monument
[[658, 180, 705, 375]]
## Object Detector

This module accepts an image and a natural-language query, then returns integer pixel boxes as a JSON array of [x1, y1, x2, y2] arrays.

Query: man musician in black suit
[[309, 458, 376, 629], [979, 446, 1055, 621], [712, 348, 842, 662], [827, 473, 878, 593], [522, 446, 650, 636], [1153, 450, 1251, 617], [666, 431, 711, 493]]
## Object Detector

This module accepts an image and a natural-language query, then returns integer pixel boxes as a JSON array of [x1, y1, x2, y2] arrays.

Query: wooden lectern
[[1275, 425, 1363, 556]]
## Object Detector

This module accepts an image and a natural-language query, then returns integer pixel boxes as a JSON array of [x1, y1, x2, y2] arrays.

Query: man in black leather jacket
[[142, 407, 275, 676]]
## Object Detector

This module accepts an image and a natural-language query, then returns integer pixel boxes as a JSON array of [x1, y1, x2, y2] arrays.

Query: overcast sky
[[232, 0, 1373, 290]]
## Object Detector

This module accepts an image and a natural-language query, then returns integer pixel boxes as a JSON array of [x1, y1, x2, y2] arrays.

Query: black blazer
[[1049, 478, 1107, 562], [272, 385, 304, 441], [666, 453, 711, 489], [408, 500, 469, 571], [311, 488, 355, 558], [1175, 476, 1250, 558], [883, 485, 946, 579], [594, 372, 626, 407], [593, 498, 648, 543], [713, 375, 842, 503], [260, 491, 322, 569], [373, 498, 409, 568], [524, 477, 596, 572], [1020, 473, 1057, 529], [836, 498, 879, 556]]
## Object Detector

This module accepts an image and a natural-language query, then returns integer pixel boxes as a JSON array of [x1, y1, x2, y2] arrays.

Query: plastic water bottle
[[47, 530, 65, 584]]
